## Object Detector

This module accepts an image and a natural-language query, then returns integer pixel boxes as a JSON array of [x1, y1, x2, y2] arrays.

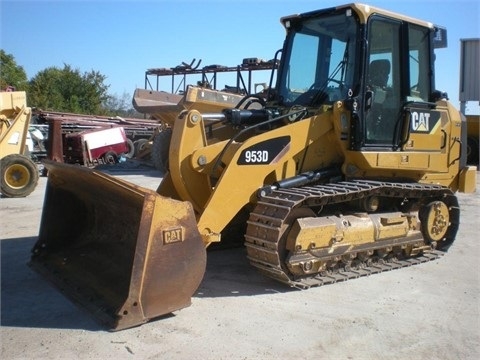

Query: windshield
[[277, 11, 359, 107]]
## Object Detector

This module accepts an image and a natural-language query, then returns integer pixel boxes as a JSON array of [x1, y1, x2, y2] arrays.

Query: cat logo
[[411, 111, 430, 132], [163, 227, 184, 244]]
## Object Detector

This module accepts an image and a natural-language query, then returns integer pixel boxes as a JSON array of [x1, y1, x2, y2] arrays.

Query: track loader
[[30, 3, 477, 330]]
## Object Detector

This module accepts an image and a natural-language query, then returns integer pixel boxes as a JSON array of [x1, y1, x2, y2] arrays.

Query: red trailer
[[64, 127, 128, 166]]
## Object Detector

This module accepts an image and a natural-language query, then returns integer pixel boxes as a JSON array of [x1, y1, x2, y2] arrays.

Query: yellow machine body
[[0, 91, 39, 197], [31, 3, 476, 330], [0, 91, 31, 157]]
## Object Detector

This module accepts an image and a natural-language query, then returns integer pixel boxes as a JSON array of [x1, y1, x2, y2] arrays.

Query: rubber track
[[244, 180, 458, 289]]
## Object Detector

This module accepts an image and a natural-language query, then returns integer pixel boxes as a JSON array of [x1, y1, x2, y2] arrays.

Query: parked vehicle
[[63, 126, 129, 166], [0, 91, 39, 197]]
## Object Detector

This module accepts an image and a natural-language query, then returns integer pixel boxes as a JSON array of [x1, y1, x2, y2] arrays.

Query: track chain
[[245, 180, 458, 289]]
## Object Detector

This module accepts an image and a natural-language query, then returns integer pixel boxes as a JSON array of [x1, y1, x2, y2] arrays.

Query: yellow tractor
[[30, 3, 477, 330], [0, 91, 39, 197]]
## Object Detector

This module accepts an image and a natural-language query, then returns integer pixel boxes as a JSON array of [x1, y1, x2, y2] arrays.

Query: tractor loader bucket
[[29, 161, 206, 331]]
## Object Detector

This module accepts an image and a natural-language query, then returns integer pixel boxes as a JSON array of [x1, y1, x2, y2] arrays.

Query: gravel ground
[[1, 167, 479, 360]]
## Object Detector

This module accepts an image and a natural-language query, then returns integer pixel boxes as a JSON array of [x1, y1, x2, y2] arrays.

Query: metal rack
[[144, 58, 278, 95]]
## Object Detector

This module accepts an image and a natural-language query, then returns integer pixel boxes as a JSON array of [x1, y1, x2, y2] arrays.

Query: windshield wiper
[[309, 38, 350, 106]]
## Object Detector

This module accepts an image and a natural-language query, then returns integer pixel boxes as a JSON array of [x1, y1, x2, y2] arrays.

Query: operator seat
[[367, 59, 392, 142], [369, 59, 390, 103]]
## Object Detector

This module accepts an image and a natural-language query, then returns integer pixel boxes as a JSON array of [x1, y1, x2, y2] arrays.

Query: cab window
[[365, 18, 402, 144]]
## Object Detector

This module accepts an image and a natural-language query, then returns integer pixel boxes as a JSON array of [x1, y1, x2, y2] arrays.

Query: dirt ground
[[1, 167, 479, 360]]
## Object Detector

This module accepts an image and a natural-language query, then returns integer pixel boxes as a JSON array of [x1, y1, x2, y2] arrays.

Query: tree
[[29, 64, 110, 114], [0, 50, 29, 90], [1, 52, 135, 116], [103, 92, 142, 118], [103, 92, 130, 113]]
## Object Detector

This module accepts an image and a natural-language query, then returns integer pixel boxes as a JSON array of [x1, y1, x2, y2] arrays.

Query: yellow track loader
[[30, 3, 477, 330], [0, 91, 39, 197]]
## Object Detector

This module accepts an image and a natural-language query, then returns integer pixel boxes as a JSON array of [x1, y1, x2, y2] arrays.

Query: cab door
[[362, 17, 449, 173], [399, 25, 448, 172]]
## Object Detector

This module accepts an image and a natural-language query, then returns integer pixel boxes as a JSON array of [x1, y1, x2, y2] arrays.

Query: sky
[[1, 0, 479, 113]]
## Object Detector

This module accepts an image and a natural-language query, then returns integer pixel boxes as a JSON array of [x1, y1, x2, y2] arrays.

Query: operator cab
[[276, 4, 448, 151]]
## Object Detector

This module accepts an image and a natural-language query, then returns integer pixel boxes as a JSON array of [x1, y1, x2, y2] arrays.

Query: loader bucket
[[29, 161, 206, 331]]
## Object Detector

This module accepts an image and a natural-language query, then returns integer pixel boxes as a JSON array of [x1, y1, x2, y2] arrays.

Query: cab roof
[[280, 3, 435, 29]]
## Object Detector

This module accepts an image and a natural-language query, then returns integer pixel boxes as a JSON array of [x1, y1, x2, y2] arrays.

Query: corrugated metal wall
[[459, 38, 480, 102]]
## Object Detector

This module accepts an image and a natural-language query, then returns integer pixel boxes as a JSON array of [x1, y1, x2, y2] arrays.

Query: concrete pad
[[1, 169, 479, 359]]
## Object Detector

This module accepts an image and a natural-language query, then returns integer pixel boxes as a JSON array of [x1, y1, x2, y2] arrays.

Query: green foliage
[[0, 50, 29, 90], [103, 92, 142, 118], [2, 52, 138, 116], [29, 64, 110, 114]]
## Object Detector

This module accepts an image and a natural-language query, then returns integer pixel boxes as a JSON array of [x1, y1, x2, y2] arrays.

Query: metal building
[[459, 38, 480, 113]]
